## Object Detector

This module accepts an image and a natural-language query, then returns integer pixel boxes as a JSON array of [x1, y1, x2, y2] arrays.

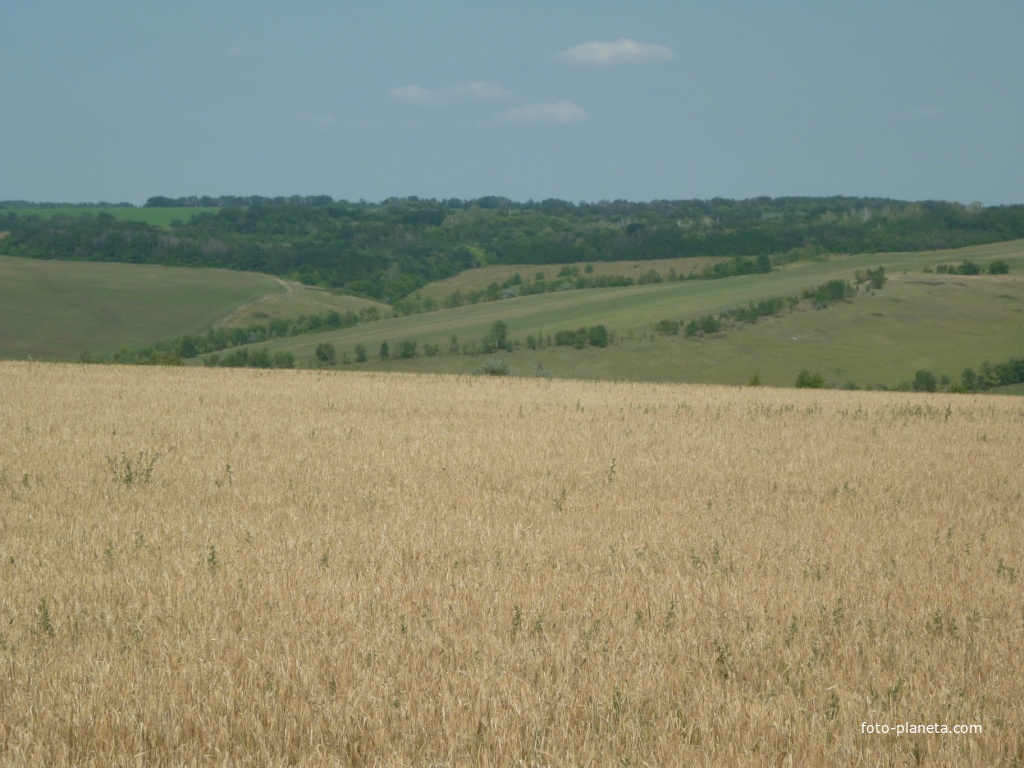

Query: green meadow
[[0, 238, 1021, 389], [0, 257, 282, 360], [238, 240, 1024, 388], [0, 255, 393, 361], [412, 255, 727, 301]]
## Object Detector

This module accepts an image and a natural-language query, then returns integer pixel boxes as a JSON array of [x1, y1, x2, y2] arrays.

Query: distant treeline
[[3, 196, 1024, 303], [80, 307, 379, 366], [142, 195, 336, 208], [0, 200, 134, 208], [842, 355, 1024, 393]]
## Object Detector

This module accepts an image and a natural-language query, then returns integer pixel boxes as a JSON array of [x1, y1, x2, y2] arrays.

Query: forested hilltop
[[3, 196, 1023, 302]]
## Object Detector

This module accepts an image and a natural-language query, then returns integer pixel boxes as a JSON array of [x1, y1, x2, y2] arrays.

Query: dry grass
[[1, 362, 1022, 766]]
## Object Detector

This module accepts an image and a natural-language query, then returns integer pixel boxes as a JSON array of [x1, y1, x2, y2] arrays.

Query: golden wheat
[[1, 361, 1021, 766]]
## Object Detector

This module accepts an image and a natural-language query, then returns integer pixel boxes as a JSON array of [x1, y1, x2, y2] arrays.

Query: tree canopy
[[3, 196, 1023, 302]]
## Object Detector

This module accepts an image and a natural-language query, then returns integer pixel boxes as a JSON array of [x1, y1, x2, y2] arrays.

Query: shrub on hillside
[[474, 358, 510, 376], [795, 370, 825, 388], [315, 342, 336, 365], [685, 315, 722, 337], [912, 370, 937, 392]]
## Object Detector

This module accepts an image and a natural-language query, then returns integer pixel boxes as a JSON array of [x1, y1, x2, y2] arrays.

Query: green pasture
[[0, 257, 283, 360], [413, 256, 726, 301], [221, 284, 390, 328], [0, 256, 393, 360], [1, 236, 1021, 389], [992, 382, 1024, 395], [238, 240, 1024, 388]]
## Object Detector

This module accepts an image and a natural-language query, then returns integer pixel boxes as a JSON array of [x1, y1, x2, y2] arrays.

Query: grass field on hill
[[2, 362, 1021, 765], [0, 256, 388, 360], [0, 257, 279, 360], [1, 239, 1021, 387], [219, 283, 389, 328], [0, 253, 380, 360], [413, 255, 729, 301], [240, 240, 1024, 389]]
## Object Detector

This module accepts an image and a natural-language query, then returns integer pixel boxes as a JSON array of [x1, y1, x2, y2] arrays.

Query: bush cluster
[[685, 315, 722, 337], [84, 307, 378, 366], [553, 326, 610, 349], [203, 348, 295, 369], [932, 259, 1009, 275]]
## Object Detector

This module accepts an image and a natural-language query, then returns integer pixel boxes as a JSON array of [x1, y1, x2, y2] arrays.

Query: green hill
[[5, 196, 1024, 307], [1, 200, 1021, 390], [0, 255, 387, 361], [198, 240, 1024, 390]]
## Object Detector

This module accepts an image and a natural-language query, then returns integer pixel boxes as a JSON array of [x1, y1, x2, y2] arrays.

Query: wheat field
[[1, 362, 1022, 766]]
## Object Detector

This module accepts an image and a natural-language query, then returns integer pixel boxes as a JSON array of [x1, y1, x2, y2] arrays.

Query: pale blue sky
[[2, 1, 1022, 205]]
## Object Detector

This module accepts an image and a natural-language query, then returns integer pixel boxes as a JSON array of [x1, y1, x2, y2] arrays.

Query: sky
[[2, 1, 1023, 206]]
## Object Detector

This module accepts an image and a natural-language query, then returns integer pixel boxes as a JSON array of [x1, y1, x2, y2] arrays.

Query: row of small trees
[[312, 319, 611, 368], [203, 348, 295, 369], [83, 306, 380, 365], [788, 356, 1024, 392], [656, 273, 870, 340], [393, 254, 774, 316], [928, 259, 1009, 275]]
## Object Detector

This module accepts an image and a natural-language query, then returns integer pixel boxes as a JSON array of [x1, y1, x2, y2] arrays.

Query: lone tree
[[866, 266, 887, 289], [795, 370, 825, 388], [913, 370, 937, 392], [484, 320, 508, 352], [315, 342, 336, 365]]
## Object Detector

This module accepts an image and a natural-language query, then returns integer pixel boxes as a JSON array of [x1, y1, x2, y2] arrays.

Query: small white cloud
[[451, 80, 512, 101], [501, 101, 588, 124], [391, 81, 511, 106], [390, 85, 443, 106], [560, 38, 673, 65]]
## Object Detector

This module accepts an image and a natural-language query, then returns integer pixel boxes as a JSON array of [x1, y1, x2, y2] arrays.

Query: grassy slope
[[0, 237, 1021, 386], [220, 284, 390, 328], [413, 256, 727, 301], [0, 256, 389, 360], [249, 240, 1024, 388], [0, 257, 283, 360]]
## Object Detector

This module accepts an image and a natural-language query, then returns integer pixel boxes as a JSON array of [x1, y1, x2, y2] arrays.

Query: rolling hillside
[[207, 240, 1024, 389], [0, 236, 1021, 389], [0, 256, 387, 360]]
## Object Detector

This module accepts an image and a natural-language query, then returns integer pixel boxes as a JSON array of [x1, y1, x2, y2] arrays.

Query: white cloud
[[560, 38, 673, 65], [390, 81, 511, 106], [501, 101, 588, 124], [451, 81, 512, 101], [390, 85, 442, 106]]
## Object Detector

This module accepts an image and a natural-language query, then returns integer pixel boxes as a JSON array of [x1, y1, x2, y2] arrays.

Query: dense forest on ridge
[[3, 196, 1024, 302]]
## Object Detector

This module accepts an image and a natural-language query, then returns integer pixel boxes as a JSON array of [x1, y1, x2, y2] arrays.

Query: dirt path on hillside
[[217, 275, 294, 327]]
